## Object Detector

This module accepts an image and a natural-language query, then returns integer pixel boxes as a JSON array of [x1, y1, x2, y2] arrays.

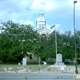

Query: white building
[[36, 12, 50, 35]]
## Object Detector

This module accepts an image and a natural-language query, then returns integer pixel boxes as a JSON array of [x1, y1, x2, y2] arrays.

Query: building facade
[[36, 12, 50, 35]]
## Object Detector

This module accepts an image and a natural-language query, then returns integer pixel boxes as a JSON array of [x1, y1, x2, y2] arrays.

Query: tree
[[0, 21, 37, 63], [75, 30, 80, 63], [0, 21, 80, 64], [60, 31, 74, 60]]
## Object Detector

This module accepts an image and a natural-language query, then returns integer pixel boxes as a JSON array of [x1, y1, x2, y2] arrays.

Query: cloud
[[0, 0, 33, 23], [26, 21, 35, 26], [0, 0, 80, 33], [30, 0, 55, 11], [56, 24, 61, 30]]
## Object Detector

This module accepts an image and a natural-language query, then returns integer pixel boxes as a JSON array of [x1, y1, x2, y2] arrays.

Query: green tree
[[60, 31, 74, 60], [0, 21, 37, 63]]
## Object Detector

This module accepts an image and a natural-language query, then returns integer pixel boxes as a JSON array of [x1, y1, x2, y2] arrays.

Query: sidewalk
[[77, 74, 80, 78], [0, 65, 80, 73]]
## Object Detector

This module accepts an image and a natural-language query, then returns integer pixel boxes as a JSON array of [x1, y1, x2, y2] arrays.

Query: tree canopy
[[0, 21, 80, 64], [0, 21, 37, 63]]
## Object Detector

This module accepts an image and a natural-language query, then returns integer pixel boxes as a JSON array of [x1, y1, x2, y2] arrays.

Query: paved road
[[0, 73, 79, 80]]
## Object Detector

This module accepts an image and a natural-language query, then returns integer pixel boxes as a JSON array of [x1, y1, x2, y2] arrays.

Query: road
[[0, 73, 79, 80]]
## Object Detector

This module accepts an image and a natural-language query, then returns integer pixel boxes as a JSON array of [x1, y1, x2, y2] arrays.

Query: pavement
[[0, 73, 76, 80]]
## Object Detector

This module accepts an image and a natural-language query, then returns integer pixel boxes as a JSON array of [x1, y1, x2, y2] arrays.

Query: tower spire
[[39, 12, 43, 16], [36, 12, 46, 29]]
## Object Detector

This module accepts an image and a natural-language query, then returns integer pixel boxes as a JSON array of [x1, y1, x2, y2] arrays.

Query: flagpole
[[55, 29, 57, 63], [50, 25, 57, 63]]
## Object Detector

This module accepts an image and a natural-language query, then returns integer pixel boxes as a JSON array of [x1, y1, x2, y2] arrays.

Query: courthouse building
[[36, 12, 50, 35]]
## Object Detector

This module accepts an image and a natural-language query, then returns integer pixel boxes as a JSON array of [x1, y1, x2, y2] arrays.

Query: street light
[[73, 0, 78, 74]]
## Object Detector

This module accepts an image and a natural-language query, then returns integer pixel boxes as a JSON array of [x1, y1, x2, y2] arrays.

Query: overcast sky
[[0, 0, 80, 33]]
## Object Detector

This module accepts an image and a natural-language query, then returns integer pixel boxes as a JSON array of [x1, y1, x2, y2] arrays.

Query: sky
[[0, 0, 80, 33]]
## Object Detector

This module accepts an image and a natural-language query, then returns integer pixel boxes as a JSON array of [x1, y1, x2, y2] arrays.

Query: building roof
[[37, 28, 51, 35]]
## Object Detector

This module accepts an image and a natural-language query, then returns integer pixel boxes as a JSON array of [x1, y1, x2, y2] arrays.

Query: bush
[[27, 60, 39, 64]]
